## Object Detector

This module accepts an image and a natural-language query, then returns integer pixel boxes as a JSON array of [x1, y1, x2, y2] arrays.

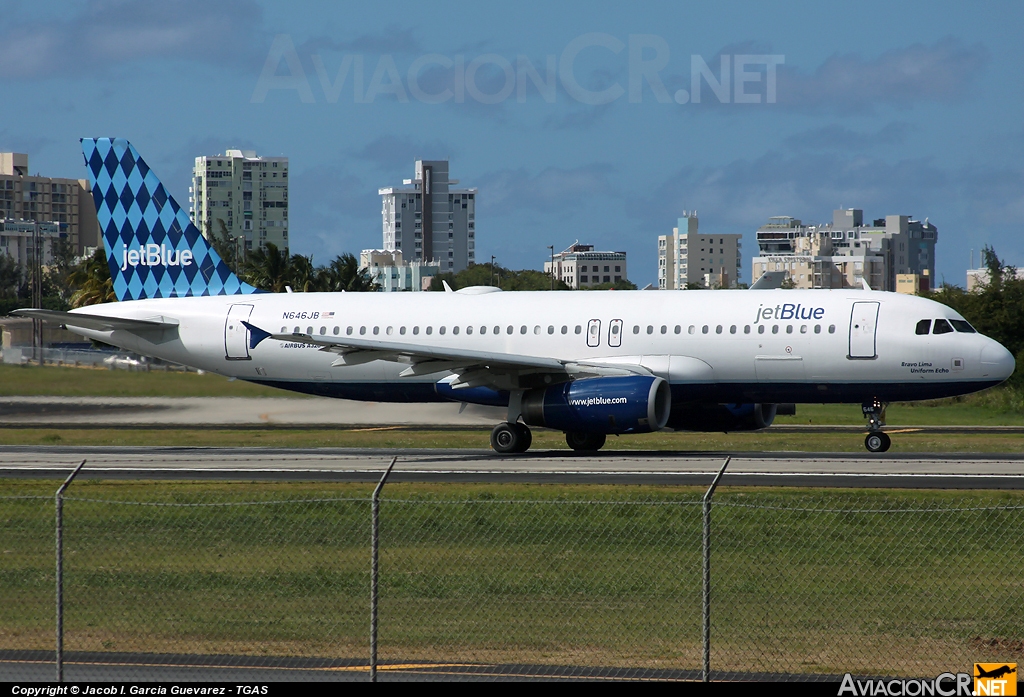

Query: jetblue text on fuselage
[[120, 244, 194, 271], [755, 303, 825, 324]]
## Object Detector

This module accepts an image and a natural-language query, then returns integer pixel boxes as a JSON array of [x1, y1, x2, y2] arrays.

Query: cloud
[[775, 37, 988, 112], [351, 135, 457, 171], [0, 0, 265, 80], [476, 164, 618, 217], [784, 123, 914, 151], [296, 26, 423, 56]]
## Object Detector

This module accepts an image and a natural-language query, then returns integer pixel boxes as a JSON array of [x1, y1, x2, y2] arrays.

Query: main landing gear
[[862, 399, 891, 453], [565, 431, 606, 451], [490, 422, 532, 454]]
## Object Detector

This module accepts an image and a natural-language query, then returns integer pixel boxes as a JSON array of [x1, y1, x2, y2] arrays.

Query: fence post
[[702, 456, 730, 683], [56, 459, 86, 683], [370, 456, 397, 683]]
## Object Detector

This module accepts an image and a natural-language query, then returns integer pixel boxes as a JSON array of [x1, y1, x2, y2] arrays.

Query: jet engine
[[521, 376, 672, 434], [667, 403, 782, 432]]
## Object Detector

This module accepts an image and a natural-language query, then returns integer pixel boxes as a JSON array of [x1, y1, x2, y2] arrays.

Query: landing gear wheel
[[565, 431, 607, 452], [490, 422, 532, 454], [513, 423, 532, 452], [865, 432, 891, 453]]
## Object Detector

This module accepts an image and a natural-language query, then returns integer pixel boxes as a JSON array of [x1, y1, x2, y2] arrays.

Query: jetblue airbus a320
[[15, 139, 1016, 453]]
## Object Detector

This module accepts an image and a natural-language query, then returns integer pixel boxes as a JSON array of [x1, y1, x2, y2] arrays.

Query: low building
[[896, 271, 931, 295], [657, 212, 742, 289], [544, 243, 627, 289], [751, 209, 937, 291], [0, 152, 99, 255], [967, 267, 1024, 292], [0, 218, 63, 268], [360, 249, 439, 292]]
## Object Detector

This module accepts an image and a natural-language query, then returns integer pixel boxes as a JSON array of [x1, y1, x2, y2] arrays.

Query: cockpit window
[[951, 320, 977, 333], [932, 319, 954, 335], [915, 319, 931, 335]]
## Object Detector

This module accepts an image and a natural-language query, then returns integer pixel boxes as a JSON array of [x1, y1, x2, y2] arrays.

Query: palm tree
[[0, 253, 22, 300], [67, 248, 116, 307], [240, 242, 292, 292], [319, 253, 378, 292]]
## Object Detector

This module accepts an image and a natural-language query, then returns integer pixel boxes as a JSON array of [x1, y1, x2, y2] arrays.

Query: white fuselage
[[64, 288, 1014, 406]]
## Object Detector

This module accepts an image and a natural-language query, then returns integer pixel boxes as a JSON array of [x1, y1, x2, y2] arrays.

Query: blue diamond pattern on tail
[[81, 137, 262, 301]]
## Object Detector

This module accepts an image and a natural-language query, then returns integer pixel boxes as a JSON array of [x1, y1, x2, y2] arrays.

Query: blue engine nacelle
[[666, 403, 779, 431], [521, 376, 672, 434]]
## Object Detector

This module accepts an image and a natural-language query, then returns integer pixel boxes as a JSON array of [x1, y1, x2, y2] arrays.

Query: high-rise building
[[657, 213, 742, 289], [545, 243, 627, 288], [751, 209, 937, 291], [190, 149, 289, 255], [0, 152, 99, 255], [379, 160, 476, 273]]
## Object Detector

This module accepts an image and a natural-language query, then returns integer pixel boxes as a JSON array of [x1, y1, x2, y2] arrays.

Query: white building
[[190, 149, 289, 255], [0, 219, 62, 268], [360, 249, 439, 292], [657, 213, 742, 289], [751, 209, 937, 291], [379, 160, 475, 273], [967, 267, 1024, 292], [544, 243, 627, 289]]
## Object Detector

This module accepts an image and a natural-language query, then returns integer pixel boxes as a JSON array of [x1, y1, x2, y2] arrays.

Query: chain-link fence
[[1, 467, 1022, 682]]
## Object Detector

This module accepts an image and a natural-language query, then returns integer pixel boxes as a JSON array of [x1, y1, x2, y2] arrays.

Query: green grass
[[0, 363, 296, 398], [2, 480, 1022, 675]]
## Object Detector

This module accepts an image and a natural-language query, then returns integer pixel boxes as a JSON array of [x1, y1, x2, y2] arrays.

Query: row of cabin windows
[[282, 323, 837, 337], [915, 319, 976, 335], [633, 324, 835, 336]]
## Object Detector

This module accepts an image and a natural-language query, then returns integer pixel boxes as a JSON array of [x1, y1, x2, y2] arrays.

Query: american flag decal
[[323, 311, 335, 318]]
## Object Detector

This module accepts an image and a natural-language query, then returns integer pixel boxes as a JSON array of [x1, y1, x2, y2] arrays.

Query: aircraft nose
[[980, 341, 1015, 380]]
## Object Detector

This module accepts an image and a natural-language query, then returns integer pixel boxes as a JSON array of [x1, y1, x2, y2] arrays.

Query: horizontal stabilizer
[[11, 308, 178, 332]]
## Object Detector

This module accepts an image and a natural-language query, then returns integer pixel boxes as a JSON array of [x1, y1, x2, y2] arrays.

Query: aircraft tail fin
[[81, 138, 260, 301]]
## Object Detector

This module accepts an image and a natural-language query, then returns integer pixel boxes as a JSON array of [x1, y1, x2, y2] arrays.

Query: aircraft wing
[[245, 321, 644, 389], [10, 308, 179, 332]]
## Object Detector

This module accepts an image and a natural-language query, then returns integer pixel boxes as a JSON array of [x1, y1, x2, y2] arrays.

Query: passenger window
[[951, 320, 976, 333], [373, 326, 380, 335], [466, 326, 472, 335], [661, 325, 667, 334], [575, 325, 582, 334], [702, 325, 709, 334], [772, 325, 779, 334], [744, 325, 750, 334], [800, 325, 807, 334], [281, 326, 287, 333], [933, 319, 954, 335], [814, 325, 820, 334], [715, 325, 722, 334], [730, 325, 736, 334], [674, 325, 681, 334], [647, 325, 654, 334], [333, 326, 340, 335], [400, 327, 406, 335], [534, 326, 541, 335], [386, 327, 393, 335], [786, 325, 793, 334], [346, 326, 353, 335], [633, 325, 640, 334], [688, 325, 695, 335], [507, 326, 514, 335], [426, 327, 433, 335], [828, 325, 836, 334], [413, 326, 419, 335], [561, 326, 568, 334], [318, 326, 326, 335], [915, 320, 931, 335], [547, 325, 554, 334], [359, 326, 366, 335], [307, 326, 313, 334], [439, 326, 446, 335], [452, 326, 459, 335], [520, 326, 527, 334]]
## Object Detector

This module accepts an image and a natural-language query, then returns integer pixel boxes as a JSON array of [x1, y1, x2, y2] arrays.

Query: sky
[[2, 0, 1022, 288]]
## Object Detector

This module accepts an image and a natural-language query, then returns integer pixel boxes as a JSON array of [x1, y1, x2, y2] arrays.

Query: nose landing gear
[[862, 399, 891, 453]]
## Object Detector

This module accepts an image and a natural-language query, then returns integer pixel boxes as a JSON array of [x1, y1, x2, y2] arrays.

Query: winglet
[[442, 280, 454, 293], [242, 321, 273, 349]]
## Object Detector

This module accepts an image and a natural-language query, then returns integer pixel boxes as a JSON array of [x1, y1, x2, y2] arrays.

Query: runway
[[3, 445, 1024, 488]]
